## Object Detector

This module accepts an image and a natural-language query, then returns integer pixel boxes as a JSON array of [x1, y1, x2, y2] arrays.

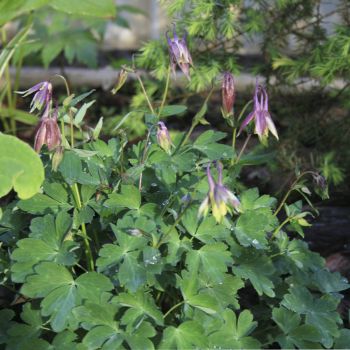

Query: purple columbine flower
[[157, 121, 172, 154], [222, 72, 235, 117], [166, 25, 193, 80], [198, 162, 241, 223], [238, 79, 278, 141], [34, 104, 61, 152], [17, 81, 52, 113]]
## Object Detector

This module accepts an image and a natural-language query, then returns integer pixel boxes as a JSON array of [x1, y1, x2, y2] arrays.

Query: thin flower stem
[[71, 183, 94, 271], [230, 127, 237, 165], [135, 72, 157, 190], [235, 134, 251, 164], [136, 74, 155, 115], [155, 204, 190, 249], [274, 171, 316, 216], [138, 125, 156, 191], [158, 65, 171, 117], [177, 87, 215, 152], [163, 301, 185, 319], [13, 45, 24, 108], [237, 99, 253, 122], [180, 120, 198, 148], [54, 74, 74, 147], [2, 28, 16, 135]]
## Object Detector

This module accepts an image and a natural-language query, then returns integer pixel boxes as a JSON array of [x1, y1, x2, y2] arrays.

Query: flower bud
[[52, 146, 64, 171], [157, 121, 172, 154], [111, 68, 128, 95], [312, 173, 329, 199], [222, 72, 235, 117]]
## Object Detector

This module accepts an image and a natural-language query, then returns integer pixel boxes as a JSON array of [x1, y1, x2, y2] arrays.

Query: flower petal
[[238, 111, 255, 136], [255, 111, 267, 137], [198, 196, 209, 218], [266, 113, 279, 140]]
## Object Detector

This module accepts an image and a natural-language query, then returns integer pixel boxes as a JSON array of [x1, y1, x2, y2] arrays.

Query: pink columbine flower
[[198, 162, 241, 223], [238, 79, 278, 141], [166, 25, 193, 80], [17, 81, 52, 113], [34, 105, 61, 152]]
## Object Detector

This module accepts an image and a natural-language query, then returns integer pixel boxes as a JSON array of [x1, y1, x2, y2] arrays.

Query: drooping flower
[[222, 72, 235, 117], [17, 81, 52, 113], [238, 79, 278, 142], [34, 105, 61, 152], [198, 162, 241, 223], [166, 25, 193, 80], [312, 172, 329, 199], [156, 121, 172, 154]]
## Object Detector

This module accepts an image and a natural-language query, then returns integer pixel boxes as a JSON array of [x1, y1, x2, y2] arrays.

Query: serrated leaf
[[18, 192, 72, 214], [159, 321, 207, 349], [115, 291, 163, 325], [209, 309, 260, 349], [272, 307, 300, 334], [21, 262, 113, 332], [186, 293, 220, 314], [312, 269, 349, 293], [52, 330, 78, 350], [185, 243, 232, 284], [11, 213, 76, 282], [104, 185, 141, 210], [281, 286, 342, 347], [82, 325, 122, 350], [235, 207, 277, 249], [232, 251, 275, 297], [73, 302, 118, 328], [97, 225, 148, 292]]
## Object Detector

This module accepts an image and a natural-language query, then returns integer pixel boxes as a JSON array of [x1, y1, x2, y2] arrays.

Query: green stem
[[138, 125, 156, 191], [180, 120, 198, 148], [235, 134, 251, 164], [156, 204, 190, 248], [230, 127, 237, 165], [54, 74, 74, 147], [163, 301, 185, 319], [71, 183, 94, 271], [136, 74, 155, 114], [2, 28, 15, 135], [274, 171, 316, 216], [13, 45, 24, 108], [158, 65, 171, 117], [237, 99, 253, 122], [177, 87, 215, 151], [271, 217, 291, 239]]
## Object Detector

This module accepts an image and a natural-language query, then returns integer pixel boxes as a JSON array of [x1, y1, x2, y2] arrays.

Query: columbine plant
[[1, 22, 349, 350]]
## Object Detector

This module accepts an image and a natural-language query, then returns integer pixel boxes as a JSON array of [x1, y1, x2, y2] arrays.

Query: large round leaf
[[0, 134, 44, 199]]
